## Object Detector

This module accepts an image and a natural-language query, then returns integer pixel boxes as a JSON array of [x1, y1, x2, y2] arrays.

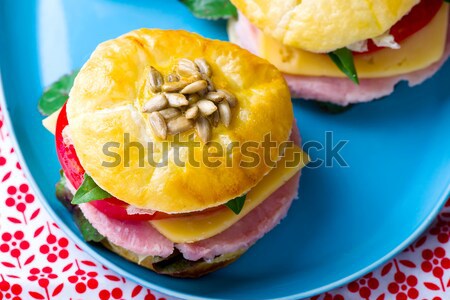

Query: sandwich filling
[[50, 116, 304, 261], [53, 127, 300, 261], [46, 99, 306, 249]]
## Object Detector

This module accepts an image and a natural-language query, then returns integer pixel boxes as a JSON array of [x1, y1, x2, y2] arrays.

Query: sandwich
[[41, 29, 308, 277], [227, 0, 450, 106]]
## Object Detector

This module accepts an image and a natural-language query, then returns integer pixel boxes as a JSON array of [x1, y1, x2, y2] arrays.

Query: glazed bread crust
[[231, 0, 420, 53], [67, 29, 293, 213]]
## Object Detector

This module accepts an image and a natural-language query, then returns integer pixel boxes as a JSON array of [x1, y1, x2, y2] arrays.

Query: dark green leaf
[[317, 102, 354, 114], [225, 194, 246, 215], [55, 170, 75, 211], [180, 0, 237, 20], [445, 0, 449, 3], [328, 48, 359, 85], [71, 174, 112, 205], [55, 170, 67, 196], [73, 207, 105, 242], [38, 70, 79, 116], [152, 249, 242, 276]]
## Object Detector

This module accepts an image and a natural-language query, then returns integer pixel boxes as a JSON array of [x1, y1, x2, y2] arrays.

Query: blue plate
[[1, 1, 449, 299]]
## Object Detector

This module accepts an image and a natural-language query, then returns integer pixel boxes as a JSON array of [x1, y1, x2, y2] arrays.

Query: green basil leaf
[[73, 207, 105, 242], [38, 70, 79, 116], [71, 174, 112, 205], [180, 0, 237, 20], [225, 194, 246, 215], [328, 48, 359, 85]]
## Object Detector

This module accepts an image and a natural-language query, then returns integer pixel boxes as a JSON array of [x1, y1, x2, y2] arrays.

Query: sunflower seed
[[197, 100, 217, 116], [142, 94, 168, 113], [161, 81, 189, 93], [148, 67, 164, 93], [188, 94, 200, 103], [217, 89, 237, 107], [218, 100, 231, 127], [194, 58, 212, 77], [188, 73, 203, 81], [165, 93, 189, 107], [185, 105, 199, 120], [144, 58, 237, 141], [179, 58, 197, 68], [167, 73, 180, 82], [178, 58, 199, 77], [180, 80, 208, 94], [149, 112, 167, 139], [198, 88, 207, 98], [167, 116, 194, 134], [205, 77, 215, 92], [178, 66, 200, 78], [196, 116, 211, 143], [211, 110, 220, 127], [159, 107, 181, 120], [205, 91, 225, 103]]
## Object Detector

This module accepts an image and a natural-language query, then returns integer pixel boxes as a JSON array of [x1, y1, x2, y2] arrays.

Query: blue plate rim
[[1, 75, 449, 300]]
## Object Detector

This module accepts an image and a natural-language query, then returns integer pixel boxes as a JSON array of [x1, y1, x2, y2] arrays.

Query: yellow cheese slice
[[150, 145, 309, 243], [259, 5, 449, 78], [42, 108, 61, 135]]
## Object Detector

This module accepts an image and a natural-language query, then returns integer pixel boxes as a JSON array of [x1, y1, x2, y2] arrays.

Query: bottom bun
[[56, 182, 246, 278], [102, 239, 246, 278]]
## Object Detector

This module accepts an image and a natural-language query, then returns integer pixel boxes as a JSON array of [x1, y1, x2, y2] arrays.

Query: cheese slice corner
[[260, 5, 449, 78], [42, 108, 62, 135]]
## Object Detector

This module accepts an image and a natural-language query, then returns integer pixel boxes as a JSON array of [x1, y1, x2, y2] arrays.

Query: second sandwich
[[229, 0, 450, 105]]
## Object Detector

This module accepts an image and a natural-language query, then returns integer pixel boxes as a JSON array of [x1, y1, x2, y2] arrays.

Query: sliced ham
[[231, 12, 450, 106], [177, 126, 301, 261], [80, 125, 302, 261], [79, 203, 174, 257], [126, 206, 156, 216], [176, 171, 300, 261]]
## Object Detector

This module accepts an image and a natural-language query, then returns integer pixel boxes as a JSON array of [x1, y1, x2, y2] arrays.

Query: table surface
[[0, 105, 449, 300]]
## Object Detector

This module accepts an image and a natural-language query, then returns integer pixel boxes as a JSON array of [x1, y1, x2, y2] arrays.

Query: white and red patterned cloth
[[0, 104, 449, 300]]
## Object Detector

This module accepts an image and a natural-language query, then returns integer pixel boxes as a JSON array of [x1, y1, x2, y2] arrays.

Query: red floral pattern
[[0, 106, 449, 300], [0, 275, 22, 300], [38, 223, 70, 263], [385, 260, 419, 300], [347, 272, 380, 299]]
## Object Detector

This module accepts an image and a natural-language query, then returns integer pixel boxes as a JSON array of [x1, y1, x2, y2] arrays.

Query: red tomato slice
[[55, 103, 227, 221], [89, 199, 164, 221], [90, 198, 226, 221], [359, 0, 443, 54], [55, 103, 167, 221], [55, 103, 85, 189]]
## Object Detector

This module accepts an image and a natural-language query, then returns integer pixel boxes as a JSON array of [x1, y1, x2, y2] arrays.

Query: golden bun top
[[67, 29, 293, 213], [231, 0, 420, 53]]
